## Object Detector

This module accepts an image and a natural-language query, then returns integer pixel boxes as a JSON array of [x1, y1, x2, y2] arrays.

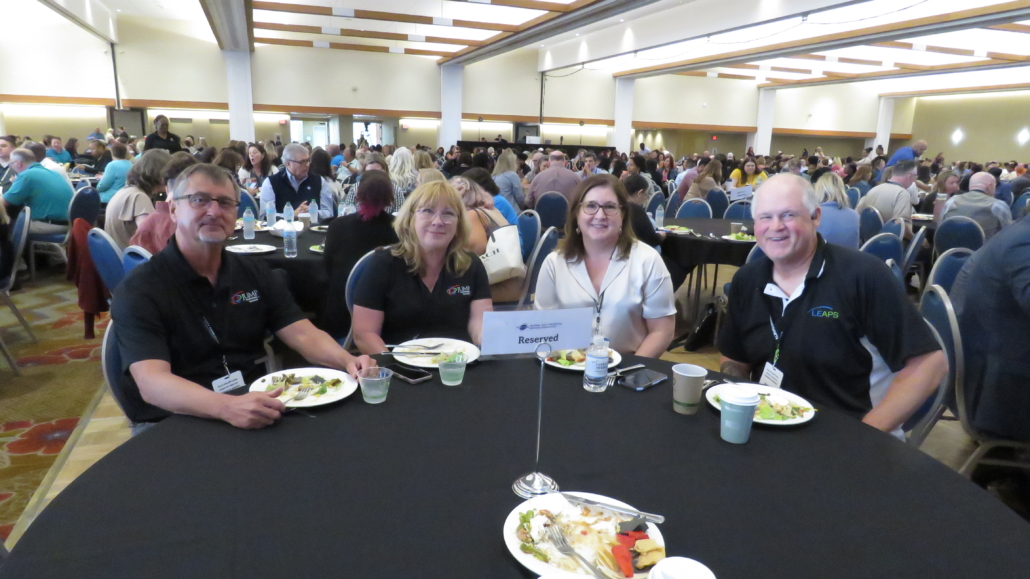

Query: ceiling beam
[[676, 71, 798, 84], [252, 1, 519, 32], [871, 40, 1030, 63], [253, 22, 482, 46], [985, 22, 1030, 33], [201, 0, 253, 51], [447, 0, 572, 12], [759, 57, 1020, 89], [255, 36, 453, 57], [612, 0, 1030, 78]]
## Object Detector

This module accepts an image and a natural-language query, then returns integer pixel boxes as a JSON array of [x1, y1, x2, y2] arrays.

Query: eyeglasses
[[415, 207, 459, 224], [178, 193, 240, 211], [288, 158, 311, 166], [580, 202, 621, 216]]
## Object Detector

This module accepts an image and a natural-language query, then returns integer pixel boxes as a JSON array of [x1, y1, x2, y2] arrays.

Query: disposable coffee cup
[[648, 556, 717, 579], [672, 364, 707, 415], [719, 385, 760, 444], [298, 212, 311, 229], [730, 222, 744, 235]]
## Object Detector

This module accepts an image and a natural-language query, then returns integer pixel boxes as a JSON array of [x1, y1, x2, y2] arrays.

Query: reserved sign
[[480, 308, 594, 356]]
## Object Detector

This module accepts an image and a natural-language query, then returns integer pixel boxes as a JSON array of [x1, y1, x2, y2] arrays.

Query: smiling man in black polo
[[112, 164, 374, 431], [717, 173, 946, 437]]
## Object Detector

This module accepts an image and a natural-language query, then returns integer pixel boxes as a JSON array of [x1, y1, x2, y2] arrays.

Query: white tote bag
[[476, 210, 526, 284]]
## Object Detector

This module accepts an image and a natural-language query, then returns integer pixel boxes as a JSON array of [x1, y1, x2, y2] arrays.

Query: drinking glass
[[438, 353, 468, 386], [358, 367, 393, 404]]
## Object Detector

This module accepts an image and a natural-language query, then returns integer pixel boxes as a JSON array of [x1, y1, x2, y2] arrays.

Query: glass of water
[[438, 353, 468, 386], [358, 367, 393, 404]]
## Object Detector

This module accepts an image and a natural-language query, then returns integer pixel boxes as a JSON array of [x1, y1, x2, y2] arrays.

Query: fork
[[546, 525, 607, 579], [282, 385, 316, 418], [385, 342, 444, 350]]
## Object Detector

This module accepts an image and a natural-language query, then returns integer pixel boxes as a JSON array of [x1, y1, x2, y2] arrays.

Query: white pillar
[[223, 50, 255, 143], [873, 97, 894, 152], [439, 63, 463, 149], [747, 88, 775, 156], [328, 115, 341, 145], [0, 107, 6, 138], [609, 77, 634, 152]]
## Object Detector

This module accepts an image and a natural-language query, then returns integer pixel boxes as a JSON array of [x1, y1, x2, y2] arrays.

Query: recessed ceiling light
[[575, 33, 579, 36], [620, 19, 624, 22]]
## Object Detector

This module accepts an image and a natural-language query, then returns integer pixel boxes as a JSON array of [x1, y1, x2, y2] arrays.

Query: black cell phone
[[618, 369, 668, 391], [384, 363, 433, 384]]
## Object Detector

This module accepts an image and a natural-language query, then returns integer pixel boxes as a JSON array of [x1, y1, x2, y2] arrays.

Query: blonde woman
[[685, 159, 723, 200], [417, 168, 445, 186], [413, 149, 436, 171], [350, 181, 493, 355], [491, 149, 525, 209], [389, 147, 418, 197], [814, 172, 860, 249]]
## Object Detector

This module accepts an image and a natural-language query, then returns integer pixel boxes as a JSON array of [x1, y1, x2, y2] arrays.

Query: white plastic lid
[[719, 384, 761, 406], [591, 335, 607, 347]]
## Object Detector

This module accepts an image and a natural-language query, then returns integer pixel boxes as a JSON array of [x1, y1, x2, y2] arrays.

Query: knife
[[560, 493, 665, 524], [379, 351, 449, 356]]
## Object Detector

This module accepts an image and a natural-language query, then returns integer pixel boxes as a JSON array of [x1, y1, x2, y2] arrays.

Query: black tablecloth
[[5, 356, 1030, 578], [227, 228, 327, 313], [661, 218, 755, 274]]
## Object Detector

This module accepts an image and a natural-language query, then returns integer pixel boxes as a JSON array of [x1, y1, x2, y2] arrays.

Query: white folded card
[[728, 185, 753, 201], [480, 308, 594, 356]]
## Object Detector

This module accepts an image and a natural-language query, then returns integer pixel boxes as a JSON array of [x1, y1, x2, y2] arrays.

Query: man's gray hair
[[753, 173, 821, 217], [171, 163, 239, 200], [548, 151, 566, 162], [10, 148, 36, 164], [893, 159, 918, 175], [281, 143, 308, 162]]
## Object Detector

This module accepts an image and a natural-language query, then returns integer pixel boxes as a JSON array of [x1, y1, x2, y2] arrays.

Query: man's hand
[[296, 201, 310, 214], [346, 355, 377, 378], [217, 387, 286, 429]]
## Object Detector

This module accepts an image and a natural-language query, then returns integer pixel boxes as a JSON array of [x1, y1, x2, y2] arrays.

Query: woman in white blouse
[[534, 174, 676, 357]]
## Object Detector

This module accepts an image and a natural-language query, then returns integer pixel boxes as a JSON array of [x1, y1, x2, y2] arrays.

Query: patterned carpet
[[0, 270, 106, 541]]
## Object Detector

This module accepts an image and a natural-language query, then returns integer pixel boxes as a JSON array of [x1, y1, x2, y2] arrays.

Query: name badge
[[759, 363, 784, 389], [213, 371, 246, 394]]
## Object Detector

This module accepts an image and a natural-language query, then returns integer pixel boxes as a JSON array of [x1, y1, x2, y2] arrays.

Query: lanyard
[[768, 316, 784, 367], [593, 291, 606, 336], [763, 288, 809, 369], [202, 314, 233, 376]]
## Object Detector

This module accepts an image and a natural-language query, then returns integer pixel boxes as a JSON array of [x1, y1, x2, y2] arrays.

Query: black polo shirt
[[352, 248, 491, 345], [717, 235, 939, 418], [143, 131, 183, 154], [111, 238, 305, 423]]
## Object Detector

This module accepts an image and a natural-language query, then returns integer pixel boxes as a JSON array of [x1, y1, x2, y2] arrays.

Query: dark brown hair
[[162, 151, 198, 185], [241, 143, 271, 176], [213, 148, 243, 174], [560, 173, 637, 263], [355, 170, 394, 221]]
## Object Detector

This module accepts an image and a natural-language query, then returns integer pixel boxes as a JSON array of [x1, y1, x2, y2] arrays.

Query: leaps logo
[[447, 285, 471, 296], [231, 290, 260, 304], [809, 306, 839, 318]]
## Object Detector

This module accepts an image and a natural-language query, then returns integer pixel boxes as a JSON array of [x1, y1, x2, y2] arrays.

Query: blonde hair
[[413, 150, 435, 170], [389, 147, 418, 191], [450, 176, 494, 210], [492, 149, 519, 176], [418, 168, 445, 185], [931, 170, 957, 195], [815, 172, 850, 209], [392, 181, 473, 276]]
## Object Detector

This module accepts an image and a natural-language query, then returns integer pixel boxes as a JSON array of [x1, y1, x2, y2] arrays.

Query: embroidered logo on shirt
[[809, 306, 839, 318], [231, 290, 260, 304], [447, 285, 471, 296]]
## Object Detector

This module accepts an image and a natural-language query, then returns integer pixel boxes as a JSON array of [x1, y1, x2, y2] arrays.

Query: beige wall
[[464, 49, 539, 118], [545, 67, 615, 122], [397, 125, 438, 149], [116, 16, 227, 103], [768, 136, 868, 160], [773, 83, 881, 134], [632, 129, 748, 159], [891, 97, 915, 135], [1, 104, 109, 144], [634, 76, 759, 127], [909, 92, 1030, 162]]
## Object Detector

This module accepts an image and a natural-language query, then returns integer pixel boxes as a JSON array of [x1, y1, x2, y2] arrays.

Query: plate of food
[[234, 218, 272, 232], [504, 491, 666, 578], [309, 244, 324, 254], [660, 225, 693, 235], [545, 349, 622, 371], [721, 232, 756, 242], [226, 244, 277, 255], [248, 367, 357, 408], [391, 338, 481, 369], [310, 225, 329, 233], [705, 382, 816, 426]]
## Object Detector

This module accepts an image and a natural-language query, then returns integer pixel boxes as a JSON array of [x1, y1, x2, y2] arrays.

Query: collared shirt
[[259, 169, 335, 221], [46, 148, 72, 165], [942, 191, 1013, 239], [526, 166, 582, 207], [111, 237, 306, 423], [718, 236, 939, 421], [856, 182, 912, 231], [2, 163, 75, 221], [885, 146, 917, 168], [143, 132, 183, 153]]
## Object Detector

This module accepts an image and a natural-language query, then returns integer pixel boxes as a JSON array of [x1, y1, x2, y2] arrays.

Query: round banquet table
[[226, 226, 328, 313], [660, 217, 755, 276], [4, 356, 1030, 578]]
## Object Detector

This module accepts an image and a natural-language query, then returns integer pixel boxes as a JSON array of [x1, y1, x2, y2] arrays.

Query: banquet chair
[[535, 192, 568, 233], [845, 187, 860, 209], [0, 209, 36, 375], [1011, 191, 1030, 220], [665, 193, 682, 217], [860, 233, 903, 265], [28, 187, 101, 281], [746, 244, 765, 264], [934, 216, 984, 257], [515, 227, 559, 310], [101, 322, 131, 419], [122, 245, 152, 274], [995, 181, 1013, 206], [922, 248, 973, 297], [724, 201, 752, 220], [517, 210, 541, 262], [650, 180, 662, 196], [341, 249, 378, 351], [903, 319, 951, 448], [880, 218, 904, 239], [645, 192, 666, 216], [676, 198, 712, 219], [238, 190, 259, 219], [900, 225, 927, 291], [885, 259, 905, 287], [859, 207, 883, 244], [87, 228, 125, 294], [705, 189, 729, 219]]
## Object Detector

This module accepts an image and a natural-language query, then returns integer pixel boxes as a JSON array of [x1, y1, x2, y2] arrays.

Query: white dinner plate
[[705, 382, 816, 426], [544, 349, 622, 372], [226, 244, 277, 255], [659, 226, 693, 235], [309, 244, 324, 254], [234, 219, 271, 232], [391, 338, 481, 368], [912, 213, 935, 221], [268, 220, 305, 238], [310, 225, 329, 233], [720, 235, 755, 243], [503, 491, 664, 578], [248, 367, 357, 408]]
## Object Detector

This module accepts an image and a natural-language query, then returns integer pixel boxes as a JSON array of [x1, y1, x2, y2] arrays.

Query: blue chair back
[[87, 228, 125, 293], [918, 285, 964, 424], [845, 187, 860, 209], [341, 249, 378, 350], [860, 232, 903, 264], [1012, 192, 1030, 220], [995, 181, 1013, 206], [859, 207, 883, 243], [886, 258, 904, 286], [645, 192, 665, 216], [746, 244, 765, 264], [900, 225, 927, 274], [665, 193, 682, 217], [705, 189, 729, 219], [517, 210, 541, 262], [69, 187, 101, 226], [3, 209, 31, 290], [880, 218, 903, 239], [676, 198, 712, 219], [903, 321, 952, 446], [934, 216, 984, 255], [101, 323, 132, 418], [518, 226, 559, 310], [535, 192, 569, 233], [724, 201, 752, 220], [122, 245, 152, 273], [238, 190, 259, 219], [924, 247, 972, 296]]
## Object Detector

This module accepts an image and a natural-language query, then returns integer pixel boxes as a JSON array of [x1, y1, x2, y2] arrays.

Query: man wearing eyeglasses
[[259, 143, 334, 221], [111, 164, 375, 432], [716, 173, 946, 439]]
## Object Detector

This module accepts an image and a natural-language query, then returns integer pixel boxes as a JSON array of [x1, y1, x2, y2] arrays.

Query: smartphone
[[619, 369, 668, 391], [383, 363, 433, 384]]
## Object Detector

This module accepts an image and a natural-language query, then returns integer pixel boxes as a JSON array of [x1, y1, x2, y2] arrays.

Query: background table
[[227, 227, 327, 313], [660, 217, 755, 276], [5, 356, 1029, 578]]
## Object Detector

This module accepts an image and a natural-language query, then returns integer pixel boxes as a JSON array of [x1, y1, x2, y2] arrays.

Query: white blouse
[[534, 241, 676, 353]]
